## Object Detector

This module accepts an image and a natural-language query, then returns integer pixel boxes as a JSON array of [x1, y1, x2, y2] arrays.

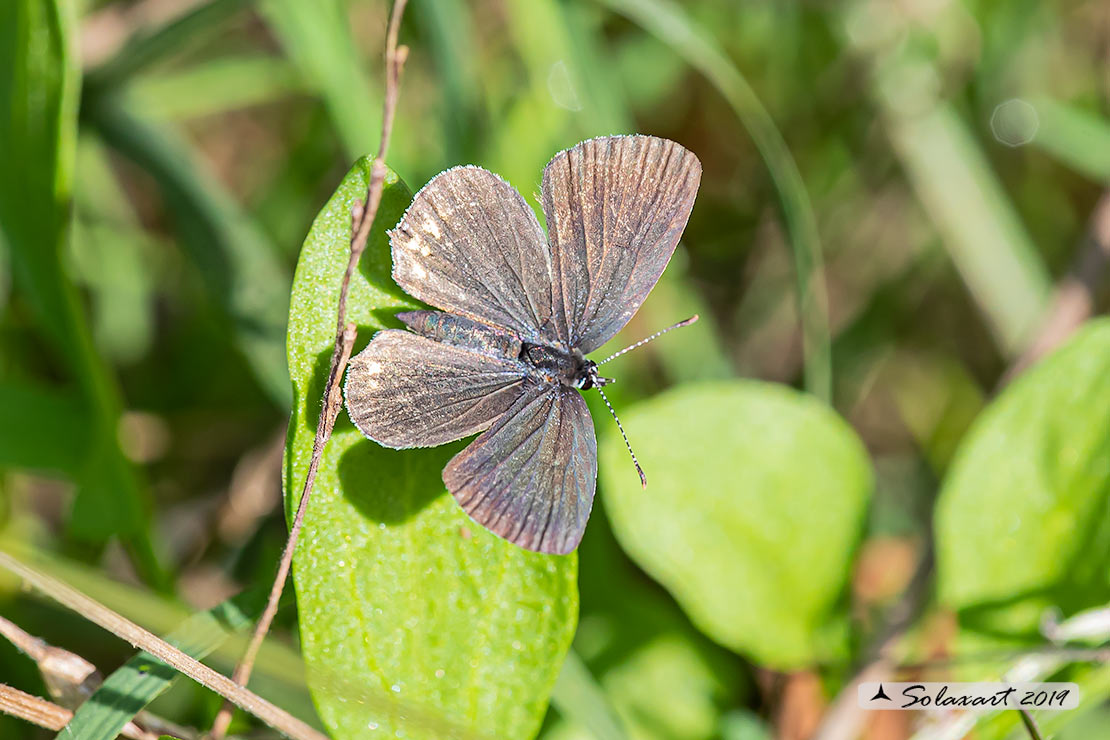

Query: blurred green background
[[2, 0, 1110, 738]]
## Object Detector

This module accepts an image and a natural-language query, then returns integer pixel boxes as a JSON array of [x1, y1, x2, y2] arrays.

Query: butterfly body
[[345, 135, 701, 554], [398, 309, 595, 390], [398, 310, 523, 359]]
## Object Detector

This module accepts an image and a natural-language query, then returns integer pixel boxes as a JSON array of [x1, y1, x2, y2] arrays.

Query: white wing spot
[[411, 264, 427, 279], [366, 361, 383, 375], [419, 244, 431, 256], [422, 218, 441, 238]]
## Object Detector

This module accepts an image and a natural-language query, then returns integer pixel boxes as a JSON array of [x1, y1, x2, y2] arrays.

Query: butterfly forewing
[[345, 330, 528, 449], [389, 166, 563, 346], [443, 382, 596, 555], [541, 136, 702, 354]]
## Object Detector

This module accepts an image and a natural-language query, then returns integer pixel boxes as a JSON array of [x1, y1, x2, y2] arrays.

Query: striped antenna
[[596, 315, 699, 365], [596, 386, 646, 488]]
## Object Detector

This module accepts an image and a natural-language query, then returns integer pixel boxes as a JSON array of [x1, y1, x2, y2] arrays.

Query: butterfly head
[[575, 360, 614, 391]]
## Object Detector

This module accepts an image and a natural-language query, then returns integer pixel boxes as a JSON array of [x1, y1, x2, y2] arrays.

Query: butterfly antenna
[[596, 386, 647, 488], [597, 315, 699, 365]]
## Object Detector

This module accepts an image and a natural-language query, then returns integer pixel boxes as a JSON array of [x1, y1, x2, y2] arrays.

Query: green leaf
[[564, 518, 746, 740], [58, 589, 265, 740], [547, 633, 732, 740], [600, 381, 872, 667], [936, 319, 1110, 632], [285, 158, 578, 740]]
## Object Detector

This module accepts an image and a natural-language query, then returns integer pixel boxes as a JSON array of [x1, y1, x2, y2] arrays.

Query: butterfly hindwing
[[443, 381, 597, 555], [345, 329, 528, 449]]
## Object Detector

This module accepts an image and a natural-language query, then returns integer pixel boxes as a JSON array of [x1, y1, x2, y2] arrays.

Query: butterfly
[[344, 135, 701, 554]]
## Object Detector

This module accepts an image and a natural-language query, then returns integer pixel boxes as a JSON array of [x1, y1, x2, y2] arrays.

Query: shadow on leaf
[[337, 437, 465, 524]]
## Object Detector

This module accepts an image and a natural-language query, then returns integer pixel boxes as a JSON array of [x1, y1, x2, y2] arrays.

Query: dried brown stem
[[0, 615, 201, 738], [1, 683, 76, 733], [0, 616, 47, 661], [0, 682, 159, 739], [209, 1, 411, 737], [0, 552, 326, 740]]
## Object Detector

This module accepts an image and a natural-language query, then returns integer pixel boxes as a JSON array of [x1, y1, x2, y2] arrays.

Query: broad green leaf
[[59, 589, 265, 740], [720, 711, 772, 740], [563, 517, 745, 740], [285, 158, 578, 740], [0, 0, 160, 584], [600, 381, 872, 667], [936, 319, 1110, 631]]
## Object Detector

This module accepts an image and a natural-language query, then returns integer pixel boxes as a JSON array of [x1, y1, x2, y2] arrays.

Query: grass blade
[[886, 104, 1051, 354], [551, 650, 629, 740], [1031, 97, 1110, 184], [490, 0, 630, 197], [412, 0, 484, 164], [83, 93, 293, 409], [0, 0, 164, 586], [58, 589, 266, 740], [88, 0, 249, 87], [259, 0, 381, 162], [598, 0, 832, 401], [129, 56, 304, 120], [0, 382, 89, 474]]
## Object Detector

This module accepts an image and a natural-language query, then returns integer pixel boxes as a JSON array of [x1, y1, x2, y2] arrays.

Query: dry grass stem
[[208, 1, 411, 737], [0, 551, 326, 740]]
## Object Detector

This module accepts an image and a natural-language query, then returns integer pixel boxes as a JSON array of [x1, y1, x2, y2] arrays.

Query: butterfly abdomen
[[397, 310, 522, 360]]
